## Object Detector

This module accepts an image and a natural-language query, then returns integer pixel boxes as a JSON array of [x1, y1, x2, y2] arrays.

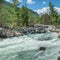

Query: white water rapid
[[0, 32, 60, 60]]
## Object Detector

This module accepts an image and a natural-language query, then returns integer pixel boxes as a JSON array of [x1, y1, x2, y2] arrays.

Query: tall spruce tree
[[40, 13, 51, 25], [12, 0, 20, 26], [0, 0, 5, 26], [49, 2, 58, 25], [21, 5, 29, 27]]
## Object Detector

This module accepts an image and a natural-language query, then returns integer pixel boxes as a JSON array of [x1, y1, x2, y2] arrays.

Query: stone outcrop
[[0, 25, 47, 38]]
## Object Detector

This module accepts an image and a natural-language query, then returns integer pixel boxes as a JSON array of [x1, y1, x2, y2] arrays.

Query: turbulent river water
[[0, 32, 60, 60]]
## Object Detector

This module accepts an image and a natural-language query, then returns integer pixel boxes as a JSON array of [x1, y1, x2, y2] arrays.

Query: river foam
[[0, 32, 60, 60]]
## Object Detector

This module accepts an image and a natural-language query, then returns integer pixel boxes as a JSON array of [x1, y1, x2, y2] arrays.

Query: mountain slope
[[1, 1, 39, 26]]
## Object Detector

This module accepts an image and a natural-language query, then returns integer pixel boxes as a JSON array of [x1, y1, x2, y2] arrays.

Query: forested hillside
[[0, 1, 39, 27], [0, 0, 60, 27]]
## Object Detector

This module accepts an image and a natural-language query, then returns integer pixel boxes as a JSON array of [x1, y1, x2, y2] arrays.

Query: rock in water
[[0, 34, 7, 38], [39, 47, 46, 51], [57, 56, 60, 60], [58, 32, 60, 38]]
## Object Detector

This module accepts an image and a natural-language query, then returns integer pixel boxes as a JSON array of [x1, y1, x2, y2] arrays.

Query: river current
[[0, 32, 60, 60]]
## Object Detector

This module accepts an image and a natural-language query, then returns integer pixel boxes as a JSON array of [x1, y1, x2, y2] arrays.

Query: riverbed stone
[[58, 32, 60, 38], [0, 25, 48, 38], [39, 47, 46, 51], [57, 56, 60, 60]]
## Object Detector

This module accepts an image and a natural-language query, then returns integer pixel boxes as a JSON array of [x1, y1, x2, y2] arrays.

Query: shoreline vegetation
[[0, 0, 60, 38]]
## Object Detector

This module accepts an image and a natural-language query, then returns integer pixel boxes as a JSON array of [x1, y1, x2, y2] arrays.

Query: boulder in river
[[58, 32, 60, 38], [39, 47, 46, 51], [57, 56, 60, 60], [0, 34, 7, 38]]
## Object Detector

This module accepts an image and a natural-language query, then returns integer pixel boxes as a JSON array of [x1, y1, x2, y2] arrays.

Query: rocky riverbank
[[0, 25, 47, 39], [1, 24, 60, 39]]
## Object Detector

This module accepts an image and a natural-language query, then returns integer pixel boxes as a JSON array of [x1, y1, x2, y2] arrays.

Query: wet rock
[[14, 31, 24, 37], [39, 47, 46, 51], [28, 28, 35, 34], [58, 51, 60, 54], [58, 32, 60, 38], [57, 56, 60, 60], [0, 28, 24, 38], [0, 25, 48, 39], [0, 28, 7, 38], [0, 34, 7, 38], [40, 29, 47, 33]]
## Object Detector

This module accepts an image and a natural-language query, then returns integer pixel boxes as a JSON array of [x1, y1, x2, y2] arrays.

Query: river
[[0, 32, 60, 60]]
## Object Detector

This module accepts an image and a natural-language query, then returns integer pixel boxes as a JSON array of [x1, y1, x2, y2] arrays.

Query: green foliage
[[38, 2, 60, 25], [12, 0, 20, 27], [28, 9, 39, 25], [0, 1, 39, 27], [0, 1, 60, 27], [0, 0, 5, 10], [49, 2, 59, 25], [40, 13, 51, 25], [57, 15, 60, 24], [0, 0, 5, 26], [21, 5, 29, 26]]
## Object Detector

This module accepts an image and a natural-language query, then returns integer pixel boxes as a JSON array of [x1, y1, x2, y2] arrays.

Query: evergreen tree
[[21, 5, 29, 27], [49, 2, 58, 25], [0, 0, 5, 26], [40, 13, 51, 25], [12, 0, 20, 26]]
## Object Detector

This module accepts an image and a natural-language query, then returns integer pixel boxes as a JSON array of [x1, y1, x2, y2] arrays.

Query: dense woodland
[[0, 0, 60, 27]]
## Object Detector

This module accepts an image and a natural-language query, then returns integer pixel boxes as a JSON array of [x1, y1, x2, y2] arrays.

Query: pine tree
[[21, 5, 29, 27], [49, 2, 58, 25], [0, 0, 5, 26], [41, 13, 51, 25], [12, 0, 20, 26]]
